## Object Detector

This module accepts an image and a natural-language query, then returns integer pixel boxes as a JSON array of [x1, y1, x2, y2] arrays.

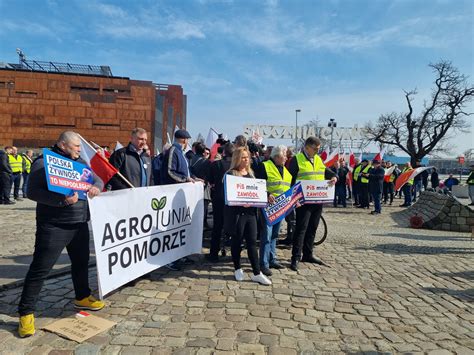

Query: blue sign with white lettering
[[263, 182, 304, 226], [43, 148, 93, 200]]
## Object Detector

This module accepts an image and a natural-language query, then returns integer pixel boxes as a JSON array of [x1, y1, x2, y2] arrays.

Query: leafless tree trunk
[[365, 61, 473, 165]]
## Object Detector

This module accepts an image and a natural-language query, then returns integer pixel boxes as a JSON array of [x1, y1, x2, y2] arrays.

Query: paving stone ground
[[0, 199, 473, 354]]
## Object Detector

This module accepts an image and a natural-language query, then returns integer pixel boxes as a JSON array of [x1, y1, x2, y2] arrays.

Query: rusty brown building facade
[[0, 66, 186, 153]]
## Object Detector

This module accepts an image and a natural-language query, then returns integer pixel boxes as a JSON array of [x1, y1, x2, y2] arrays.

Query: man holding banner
[[288, 137, 337, 271], [18, 131, 105, 338], [255, 145, 289, 276]]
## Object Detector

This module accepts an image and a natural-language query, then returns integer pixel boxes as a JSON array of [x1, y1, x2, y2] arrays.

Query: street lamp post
[[295, 109, 301, 151], [328, 118, 337, 151]]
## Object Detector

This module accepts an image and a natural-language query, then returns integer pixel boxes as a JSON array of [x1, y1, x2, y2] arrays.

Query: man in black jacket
[[18, 131, 104, 338], [332, 160, 348, 207], [189, 142, 212, 228], [108, 127, 152, 190], [0, 147, 14, 204], [206, 142, 234, 262], [365, 159, 385, 215]]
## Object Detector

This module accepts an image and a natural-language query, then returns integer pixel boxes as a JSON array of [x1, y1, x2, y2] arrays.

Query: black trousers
[[285, 210, 296, 240], [18, 222, 91, 316], [209, 198, 225, 257], [291, 204, 323, 261], [352, 181, 360, 205], [231, 214, 260, 275], [203, 199, 210, 226], [0, 172, 11, 203], [383, 182, 394, 203], [11, 172, 21, 199], [359, 183, 369, 208]]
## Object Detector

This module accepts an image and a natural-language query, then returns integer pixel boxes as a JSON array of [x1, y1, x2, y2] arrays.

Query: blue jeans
[[413, 180, 422, 201], [371, 192, 382, 213], [403, 184, 412, 205], [260, 220, 281, 269], [22, 172, 29, 198], [334, 185, 346, 207]]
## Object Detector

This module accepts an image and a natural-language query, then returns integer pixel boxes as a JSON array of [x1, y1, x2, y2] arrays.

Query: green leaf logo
[[151, 198, 160, 210], [158, 196, 167, 209], [151, 197, 167, 211]]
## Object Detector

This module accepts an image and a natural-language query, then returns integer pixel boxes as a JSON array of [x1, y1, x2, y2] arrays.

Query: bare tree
[[366, 61, 473, 165]]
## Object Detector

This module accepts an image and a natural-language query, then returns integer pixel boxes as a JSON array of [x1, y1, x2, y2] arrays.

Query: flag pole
[[78, 134, 135, 188]]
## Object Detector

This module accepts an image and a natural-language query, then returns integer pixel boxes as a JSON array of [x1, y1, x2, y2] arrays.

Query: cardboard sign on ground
[[43, 311, 116, 342]]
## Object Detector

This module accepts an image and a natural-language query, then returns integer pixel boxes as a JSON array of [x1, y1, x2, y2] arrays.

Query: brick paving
[[0, 200, 473, 354]]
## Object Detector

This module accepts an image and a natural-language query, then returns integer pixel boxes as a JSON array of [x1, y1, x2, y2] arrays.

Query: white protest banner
[[298, 180, 335, 204], [224, 174, 267, 207], [88, 183, 204, 297]]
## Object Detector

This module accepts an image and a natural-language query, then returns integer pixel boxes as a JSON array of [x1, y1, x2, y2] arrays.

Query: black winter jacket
[[108, 143, 152, 190], [0, 151, 12, 174]]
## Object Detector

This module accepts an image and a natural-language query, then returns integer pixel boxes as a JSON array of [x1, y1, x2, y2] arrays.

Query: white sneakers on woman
[[251, 272, 272, 286], [234, 269, 245, 281], [234, 270, 271, 285]]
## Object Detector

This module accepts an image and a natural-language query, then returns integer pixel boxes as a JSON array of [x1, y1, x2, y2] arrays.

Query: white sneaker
[[234, 269, 245, 281], [251, 272, 272, 286]]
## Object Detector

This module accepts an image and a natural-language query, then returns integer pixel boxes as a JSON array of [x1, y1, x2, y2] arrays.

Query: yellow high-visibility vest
[[402, 167, 414, 185], [23, 155, 32, 174], [295, 152, 325, 181], [263, 160, 292, 196], [353, 164, 362, 181], [8, 154, 23, 173], [360, 165, 371, 184]]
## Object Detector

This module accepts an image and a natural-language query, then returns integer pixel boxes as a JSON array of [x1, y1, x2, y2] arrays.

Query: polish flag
[[319, 147, 329, 162], [252, 128, 263, 144], [384, 165, 396, 176], [374, 146, 386, 162], [395, 166, 432, 191], [205, 128, 219, 150], [348, 150, 356, 171], [79, 136, 119, 186], [324, 149, 339, 167]]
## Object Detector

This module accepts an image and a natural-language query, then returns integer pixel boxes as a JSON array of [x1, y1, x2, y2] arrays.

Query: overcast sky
[[1, 0, 472, 156]]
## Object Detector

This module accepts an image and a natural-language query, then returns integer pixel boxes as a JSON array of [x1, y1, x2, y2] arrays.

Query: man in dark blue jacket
[[160, 129, 198, 270], [161, 129, 196, 185], [366, 159, 385, 214]]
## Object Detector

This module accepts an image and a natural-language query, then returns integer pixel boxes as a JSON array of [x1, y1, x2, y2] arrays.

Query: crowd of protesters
[[7, 127, 474, 338]]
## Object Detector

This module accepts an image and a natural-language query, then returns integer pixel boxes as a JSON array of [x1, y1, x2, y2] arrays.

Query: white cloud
[[206, 10, 470, 53], [0, 20, 61, 41], [87, 1, 205, 40]]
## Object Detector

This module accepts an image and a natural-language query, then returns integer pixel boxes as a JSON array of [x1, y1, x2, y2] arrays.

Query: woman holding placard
[[224, 147, 272, 286]]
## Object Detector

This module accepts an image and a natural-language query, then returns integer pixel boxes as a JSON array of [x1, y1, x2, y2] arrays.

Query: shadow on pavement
[[422, 287, 474, 303], [435, 270, 474, 281], [372, 232, 471, 242], [355, 243, 473, 255]]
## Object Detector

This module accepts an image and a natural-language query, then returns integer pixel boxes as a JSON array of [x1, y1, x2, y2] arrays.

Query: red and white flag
[[319, 147, 329, 162], [348, 150, 356, 172], [252, 128, 263, 144], [324, 148, 339, 167], [384, 165, 396, 176], [374, 146, 385, 162], [395, 166, 432, 191], [205, 128, 219, 150], [79, 136, 118, 186]]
